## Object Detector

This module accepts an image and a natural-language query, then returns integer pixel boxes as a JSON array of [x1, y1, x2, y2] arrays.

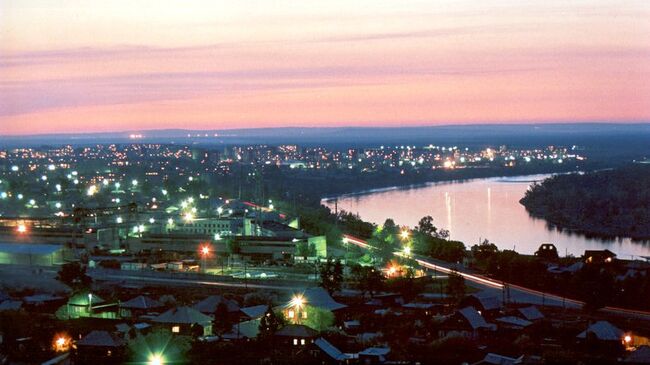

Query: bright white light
[[17, 224, 27, 233], [188, 197, 194, 203], [102, 179, 109, 186], [71, 171, 78, 176], [55, 202, 62, 209], [29, 199, 36, 205], [167, 218, 173, 225], [55, 184, 62, 192], [11, 166, 19, 172], [188, 176, 194, 181], [116, 217, 123, 224], [115, 182, 121, 189], [87, 185, 97, 196], [132, 179, 138, 186], [290, 295, 305, 308], [191, 207, 197, 213], [0, 192, 7, 199], [149, 217, 155, 224], [73, 179, 79, 185], [115, 198, 121, 204], [214, 233, 222, 241], [17, 194, 23, 200], [48, 164, 56, 171], [161, 189, 168, 195], [183, 212, 194, 222], [41, 175, 48, 181], [217, 207, 223, 214]]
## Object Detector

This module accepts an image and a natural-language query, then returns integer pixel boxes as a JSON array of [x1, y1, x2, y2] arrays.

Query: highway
[[342, 234, 650, 321]]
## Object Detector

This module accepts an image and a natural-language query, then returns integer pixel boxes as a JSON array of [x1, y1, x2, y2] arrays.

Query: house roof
[[0, 300, 23, 311], [302, 287, 347, 311], [121, 295, 163, 310], [275, 324, 319, 338], [458, 307, 493, 330], [624, 346, 650, 363], [468, 291, 501, 311], [0, 243, 62, 255], [23, 294, 63, 303], [240, 305, 268, 319], [192, 295, 240, 314], [359, 347, 390, 356], [518, 306, 544, 321], [577, 321, 624, 341], [472, 353, 519, 365], [152, 306, 212, 325], [495, 316, 533, 328], [224, 319, 260, 340], [77, 330, 124, 347], [68, 292, 105, 306], [315, 337, 351, 361]]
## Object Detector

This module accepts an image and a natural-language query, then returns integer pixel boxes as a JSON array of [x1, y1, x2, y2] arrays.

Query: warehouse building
[[0, 242, 64, 266]]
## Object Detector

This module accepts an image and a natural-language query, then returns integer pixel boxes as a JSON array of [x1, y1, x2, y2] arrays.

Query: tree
[[319, 258, 343, 294], [213, 302, 233, 335], [350, 264, 385, 297], [56, 262, 92, 288], [446, 270, 466, 304], [258, 304, 283, 340], [416, 216, 437, 237]]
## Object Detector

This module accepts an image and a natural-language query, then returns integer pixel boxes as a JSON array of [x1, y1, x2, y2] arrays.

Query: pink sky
[[1, 0, 649, 135]]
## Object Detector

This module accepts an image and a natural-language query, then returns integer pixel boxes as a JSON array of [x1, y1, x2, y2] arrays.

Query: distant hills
[[1, 123, 650, 155]]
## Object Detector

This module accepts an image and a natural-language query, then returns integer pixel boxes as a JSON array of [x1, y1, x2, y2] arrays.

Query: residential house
[[152, 306, 213, 336]]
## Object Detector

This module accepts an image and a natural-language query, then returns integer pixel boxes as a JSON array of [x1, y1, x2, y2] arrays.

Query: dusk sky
[[1, 0, 649, 135]]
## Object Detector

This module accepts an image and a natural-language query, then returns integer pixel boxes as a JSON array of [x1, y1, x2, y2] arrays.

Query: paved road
[[343, 234, 650, 321], [89, 269, 304, 291]]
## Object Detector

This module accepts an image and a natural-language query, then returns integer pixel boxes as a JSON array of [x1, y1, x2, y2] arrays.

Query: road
[[343, 234, 650, 321]]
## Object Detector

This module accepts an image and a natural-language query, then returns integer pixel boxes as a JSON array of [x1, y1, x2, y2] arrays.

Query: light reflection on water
[[323, 174, 650, 258]]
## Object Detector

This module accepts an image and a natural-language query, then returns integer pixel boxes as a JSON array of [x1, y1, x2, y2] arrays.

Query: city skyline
[[2, 0, 650, 136]]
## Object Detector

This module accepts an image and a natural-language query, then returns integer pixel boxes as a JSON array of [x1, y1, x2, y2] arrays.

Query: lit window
[[300, 339, 305, 345], [293, 339, 298, 345], [172, 326, 180, 333], [302, 311, 308, 319], [288, 310, 295, 319]]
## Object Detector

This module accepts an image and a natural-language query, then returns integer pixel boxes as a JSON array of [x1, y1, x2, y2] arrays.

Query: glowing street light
[[116, 216, 123, 224], [403, 246, 412, 256], [290, 294, 305, 308], [53, 334, 71, 352], [400, 229, 410, 240], [183, 212, 194, 222], [148, 353, 165, 365], [17, 224, 27, 234]]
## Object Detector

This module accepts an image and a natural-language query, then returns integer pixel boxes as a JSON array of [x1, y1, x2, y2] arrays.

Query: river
[[322, 174, 650, 258]]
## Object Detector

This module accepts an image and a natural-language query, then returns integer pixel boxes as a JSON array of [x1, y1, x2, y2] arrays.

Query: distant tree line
[[520, 164, 650, 239]]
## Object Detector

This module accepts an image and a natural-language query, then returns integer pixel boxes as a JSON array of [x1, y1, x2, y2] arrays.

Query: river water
[[322, 174, 650, 258]]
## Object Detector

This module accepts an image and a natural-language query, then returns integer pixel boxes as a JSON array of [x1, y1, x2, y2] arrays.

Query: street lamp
[[403, 246, 411, 256], [17, 224, 27, 234], [400, 229, 410, 240], [200, 244, 211, 273], [289, 294, 306, 324], [148, 353, 165, 365]]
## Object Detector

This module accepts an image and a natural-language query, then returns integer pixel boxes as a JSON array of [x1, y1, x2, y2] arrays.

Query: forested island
[[520, 164, 650, 240]]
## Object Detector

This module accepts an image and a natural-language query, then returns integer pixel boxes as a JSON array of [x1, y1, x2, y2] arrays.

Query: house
[[517, 306, 544, 322], [152, 306, 213, 336], [274, 324, 319, 347], [440, 307, 496, 339], [358, 347, 390, 364], [193, 295, 240, 316], [313, 337, 352, 364], [576, 320, 625, 353], [119, 295, 163, 318], [240, 304, 268, 321], [23, 293, 65, 313], [584, 250, 616, 264], [302, 287, 347, 311], [222, 320, 260, 341], [471, 353, 519, 365], [75, 330, 125, 364], [495, 316, 533, 331], [0, 300, 22, 311], [459, 291, 502, 317], [65, 292, 118, 319]]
